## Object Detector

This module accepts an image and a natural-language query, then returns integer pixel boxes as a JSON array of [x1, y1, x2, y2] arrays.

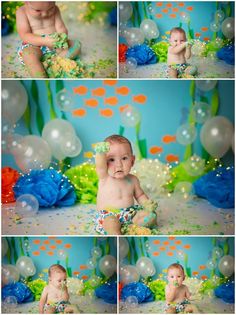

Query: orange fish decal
[[153, 252, 160, 256], [82, 275, 88, 280], [163, 241, 169, 245], [73, 271, 80, 275], [172, 7, 179, 12], [119, 105, 129, 112], [199, 265, 206, 270], [50, 245, 56, 249], [92, 87, 106, 97], [100, 109, 113, 117], [47, 251, 54, 256], [170, 246, 176, 250], [192, 271, 199, 276], [73, 108, 86, 117], [84, 99, 99, 107], [104, 97, 118, 106], [167, 252, 174, 256], [169, 14, 176, 18], [178, 2, 185, 7], [64, 244, 72, 249], [175, 240, 182, 245], [162, 8, 168, 13], [133, 94, 147, 103], [183, 244, 191, 249], [168, 236, 175, 240], [201, 27, 208, 32], [80, 265, 88, 270], [162, 135, 176, 143], [156, 2, 163, 7], [40, 246, 46, 251], [103, 80, 117, 86], [195, 33, 201, 37], [73, 86, 88, 95], [116, 86, 130, 95], [84, 151, 93, 159], [55, 240, 62, 244], [149, 146, 163, 155], [166, 3, 172, 7], [156, 14, 163, 18], [201, 275, 208, 280], [33, 240, 41, 245], [159, 246, 166, 251], [187, 6, 193, 11], [166, 154, 179, 163], [203, 37, 210, 41], [43, 240, 50, 245], [33, 251, 40, 256], [153, 240, 160, 245]]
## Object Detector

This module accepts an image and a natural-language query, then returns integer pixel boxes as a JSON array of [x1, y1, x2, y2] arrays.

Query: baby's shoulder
[[16, 5, 26, 17], [127, 174, 138, 183]]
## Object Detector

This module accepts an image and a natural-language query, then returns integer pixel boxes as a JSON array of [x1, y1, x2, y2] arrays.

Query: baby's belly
[[168, 56, 186, 65], [97, 197, 135, 211], [33, 26, 57, 35]]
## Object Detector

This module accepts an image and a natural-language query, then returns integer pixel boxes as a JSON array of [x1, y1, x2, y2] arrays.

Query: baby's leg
[[103, 216, 122, 235], [132, 210, 157, 228], [184, 304, 199, 313], [168, 66, 178, 78], [64, 305, 77, 313], [22, 46, 47, 78], [165, 306, 176, 314], [57, 40, 81, 60], [44, 306, 56, 314], [185, 65, 197, 76]]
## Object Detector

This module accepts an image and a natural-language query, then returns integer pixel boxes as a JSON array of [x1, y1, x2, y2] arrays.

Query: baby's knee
[[103, 215, 121, 234], [133, 210, 157, 227], [165, 306, 176, 314]]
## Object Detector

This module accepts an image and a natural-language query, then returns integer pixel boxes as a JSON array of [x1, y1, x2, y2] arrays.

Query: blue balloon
[[2, 282, 34, 303], [95, 281, 117, 304], [126, 44, 157, 65], [214, 282, 234, 303], [121, 282, 154, 303]]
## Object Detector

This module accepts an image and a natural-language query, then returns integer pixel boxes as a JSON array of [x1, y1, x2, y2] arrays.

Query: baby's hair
[[170, 27, 186, 37], [167, 263, 184, 274], [48, 264, 66, 276], [104, 134, 133, 153]]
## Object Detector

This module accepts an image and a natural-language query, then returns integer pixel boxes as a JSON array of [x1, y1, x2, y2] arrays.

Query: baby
[[16, 1, 81, 78], [165, 263, 198, 314], [167, 27, 196, 78], [39, 264, 75, 314], [94, 134, 157, 235]]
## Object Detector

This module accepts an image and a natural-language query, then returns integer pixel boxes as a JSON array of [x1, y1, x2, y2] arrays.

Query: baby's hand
[[94, 142, 110, 154], [50, 32, 69, 49], [186, 39, 194, 46], [173, 281, 179, 287], [142, 199, 158, 212]]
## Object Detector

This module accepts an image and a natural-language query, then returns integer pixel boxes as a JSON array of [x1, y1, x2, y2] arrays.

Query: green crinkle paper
[[51, 32, 69, 49], [199, 276, 225, 296], [27, 279, 47, 301], [94, 142, 110, 153], [149, 279, 167, 300], [151, 42, 169, 63], [65, 163, 98, 204]]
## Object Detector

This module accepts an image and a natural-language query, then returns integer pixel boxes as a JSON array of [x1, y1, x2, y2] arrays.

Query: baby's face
[[26, 2, 56, 18], [50, 271, 67, 289], [170, 31, 186, 47], [106, 142, 135, 179], [167, 268, 185, 287]]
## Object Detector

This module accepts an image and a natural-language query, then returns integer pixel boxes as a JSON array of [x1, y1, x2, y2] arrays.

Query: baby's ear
[[131, 155, 135, 167]]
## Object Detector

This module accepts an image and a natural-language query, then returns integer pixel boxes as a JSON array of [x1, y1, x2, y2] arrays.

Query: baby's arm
[[54, 6, 68, 34], [133, 175, 149, 204], [165, 284, 178, 303], [185, 44, 192, 59], [185, 285, 191, 299], [169, 42, 188, 54], [94, 142, 110, 180], [39, 286, 48, 314]]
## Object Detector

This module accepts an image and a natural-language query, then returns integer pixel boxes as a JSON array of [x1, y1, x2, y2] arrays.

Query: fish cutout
[[49, 245, 56, 249], [201, 27, 208, 32], [84, 99, 99, 107], [172, 7, 179, 12], [166, 3, 172, 7], [92, 87, 106, 97], [40, 246, 46, 251], [100, 109, 113, 117], [73, 86, 88, 95], [150, 146, 163, 154], [183, 244, 191, 249], [64, 244, 72, 249], [159, 246, 166, 251], [195, 33, 201, 37], [203, 37, 210, 41], [162, 135, 176, 143], [170, 246, 176, 250], [167, 252, 174, 256], [162, 8, 168, 13], [166, 154, 179, 163], [33, 240, 41, 244], [192, 271, 199, 275], [156, 2, 163, 7], [73, 108, 86, 117], [156, 14, 163, 18], [201, 275, 208, 280], [199, 265, 206, 270], [80, 265, 88, 270], [84, 151, 94, 159], [187, 6, 193, 11], [153, 252, 160, 256], [47, 251, 54, 256], [133, 94, 147, 103], [32, 251, 40, 256], [119, 105, 129, 112], [116, 86, 130, 95], [104, 97, 118, 105], [170, 14, 176, 18], [82, 275, 88, 280], [73, 271, 80, 275], [178, 2, 185, 7], [103, 80, 117, 86], [153, 240, 160, 244]]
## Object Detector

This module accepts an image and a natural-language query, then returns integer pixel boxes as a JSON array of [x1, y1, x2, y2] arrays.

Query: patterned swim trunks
[[168, 63, 190, 76], [44, 300, 70, 313], [165, 299, 190, 313], [94, 205, 142, 234]]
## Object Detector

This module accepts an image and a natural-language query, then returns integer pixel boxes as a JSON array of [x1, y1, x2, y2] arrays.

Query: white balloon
[[221, 17, 235, 40], [176, 124, 197, 145], [2, 238, 9, 257], [196, 80, 217, 92], [99, 255, 117, 278], [119, 2, 133, 22], [61, 136, 82, 157], [218, 255, 234, 277], [16, 256, 36, 278], [136, 257, 156, 278], [140, 19, 159, 40], [15, 194, 39, 217], [120, 265, 140, 285], [125, 28, 145, 46], [119, 238, 129, 260], [2, 264, 20, 285]]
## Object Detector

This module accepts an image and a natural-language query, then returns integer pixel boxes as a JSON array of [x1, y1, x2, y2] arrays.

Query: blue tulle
[[95, 281, 117, 304], [2, 282, 34, 303], [193, 167, 234, 208], [217, 45, 235, 65], [214, 282, 234, 303], [109, 8, 117, 26], [14, 169, 76, 207], [126, 44, 158, 65], [121, 282, 154, 303]]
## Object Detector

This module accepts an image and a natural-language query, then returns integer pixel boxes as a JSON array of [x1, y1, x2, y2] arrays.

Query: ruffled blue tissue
[[121, 282, 154, 303], [14, 169, 76, 207], [95, 281, 117, 304], [193, 167, 234, 208], [126, 44, 158, 65], [2, 282, 34, 303], [214, 282, 234, 303], [109, 7, 117, 26], [217, 45, 235, 65]]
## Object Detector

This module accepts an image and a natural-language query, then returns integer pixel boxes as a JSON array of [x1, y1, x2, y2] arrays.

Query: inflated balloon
[[191, 102, 211, 124], [119, 22, 129, 37], [61, 135, 82, 157], [2, 238, 9, 257], [176, 123, 197, 145], [119, 2, 133, 22], [136, 257, 156, 278], [218, 255, 234, 277], [2, 264, 20, 285], [210, 22, 221, 32], [212, 246, 223, 259], [221, 17, 235, 39], [126, 57, 137, 71], [147, 4, 154, 14], [196, 80, 217, 92], [6, 133, 23, 156], [125, 28, 145, 46], [183, 155, 205, 177], [23, 239, 31, 251], [144, 240, 151, 252], [91, 246, 102, 258], [176, 250, 185, 260], [56, 89, 74, 112], [2, 81, 28, 124], [87, 258, 97, 270], [121, 105, 141, 127], [200, 116, 234, 158], [180, 12, 190, 23], [57, 249, 67, 260], [206, 259, 217, 270], [125, 295, 138, 308], [2, 120, 14, 153], [16, 256, 36, 278], [120, 265, 140, 285], [98, 255, 117, 278], [15, 194, 39, 218], [119, 238, 129, 260], [173, 182, 195, 202], [215, 9, 225, 22], [89, 275, 101, 287], [14, 135, 52, 173], [2, 296, 17, 312], [42, 119, 76, 160], [140, 19, 159, 40]]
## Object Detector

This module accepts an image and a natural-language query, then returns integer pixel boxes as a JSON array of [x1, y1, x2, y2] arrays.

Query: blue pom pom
[[95, 281, 117, 304], [2, 282, 34, 303], [214, 282, 234, 303], [217, 45, 235, 65], [126, 44, 158, 65], [193, 167, 234, 208], [14, 169, 76, 207], [121, 282, 154, 303]]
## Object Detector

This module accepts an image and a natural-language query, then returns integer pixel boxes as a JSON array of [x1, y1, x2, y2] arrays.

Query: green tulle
[[65, 163, 98, 204], [27, 279, 47, 301], [149, 279, 167, 300], [151, 42, 169, 63]]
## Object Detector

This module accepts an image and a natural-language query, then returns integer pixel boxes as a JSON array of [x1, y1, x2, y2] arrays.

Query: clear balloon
[[206, 259, 217, 270], [6, 133, 23, 156], [125, 28, 145, 46], [2, 264, 20, 285], [140, 19, 159, 40], [136, 257, 156, 278], [218, 255, 234, 277], [221, 17, 235, 39], [58, 249, 67, 260], [126, 57, 137, 71], [119, 238, 129, 260], [210, 21, 221, 32], [15, 194, 39, 218], [14, 135, 52, 173], [191, 102, 211, 124], [176, 123, 197, 145], [144, 240, 151, 252], [125, 295, 138, 308], [180, 12, 190, 23], [121, 105, 141, 127], [176, 250, 185, 260], [196, 80, 217, 92], [200, 116, 234, 158], [215, 9, 225, 22], [56, 89, 74, 112], [23, 239, 31, 251], [120, 265, 140, 285], [87, 258, 97, 270], [212, 246, 223, 259], [173, 182, 195, 202], [119, 2, 133, 22], [2, 238, 9, 257], [16, 256, 36, 278], [183, 155, 205, 177], [2, 120, 14, 153], [98, 255, 117, 278], [3, 296, 17, 312], [119, 22, 129, 37], [2, 81, 28, 124], [61, 135, 82, 158], [89, 275, 101, 287], [91, 246, 102, 258], [147, 4, 154, 14]]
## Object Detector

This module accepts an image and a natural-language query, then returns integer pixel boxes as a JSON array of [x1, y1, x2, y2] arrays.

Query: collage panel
[[119, 1, 235, 79], [119, 236, 235, 314], [2, 236, 117, 314], [2, 1, 117, 78], [2, 79, 234, 236]]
